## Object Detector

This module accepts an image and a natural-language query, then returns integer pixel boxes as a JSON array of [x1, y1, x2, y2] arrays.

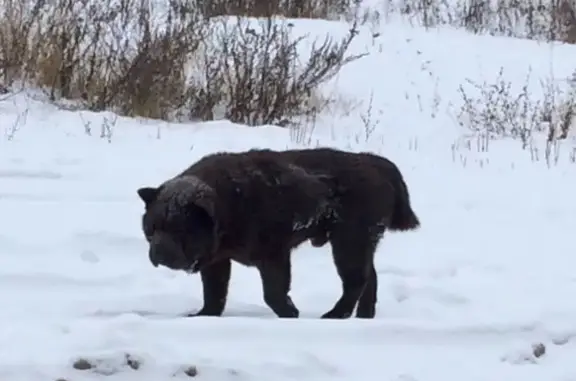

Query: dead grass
[[0, 0, 364, 125], [386, 0, 576, 44], [201, 0, 351, 19], [456, 66, 576, 165]]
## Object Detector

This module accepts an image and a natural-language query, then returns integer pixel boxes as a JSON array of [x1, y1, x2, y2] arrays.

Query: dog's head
[[136, 176, 219, 273]]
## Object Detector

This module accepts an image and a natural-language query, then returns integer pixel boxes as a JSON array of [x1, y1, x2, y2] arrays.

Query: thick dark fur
[[137, 147, 420, 319]]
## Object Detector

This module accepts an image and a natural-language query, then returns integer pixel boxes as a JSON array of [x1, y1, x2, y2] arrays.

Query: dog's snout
[[149, 234, 170, 267], [149, 242, 161, 267], [149, 248, 160, 267], [149, 233, 181, 269]]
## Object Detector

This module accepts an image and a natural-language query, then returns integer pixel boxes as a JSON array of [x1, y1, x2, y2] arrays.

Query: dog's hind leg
[[355, 264, 378, 318], [321, 228, 379, 319]]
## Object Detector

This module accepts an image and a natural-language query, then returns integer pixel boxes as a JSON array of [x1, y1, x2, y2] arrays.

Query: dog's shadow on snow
[[89, 306, 320, 320]]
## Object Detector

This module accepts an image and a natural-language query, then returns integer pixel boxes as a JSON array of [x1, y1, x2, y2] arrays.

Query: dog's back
[[277, 148, 417, 229]]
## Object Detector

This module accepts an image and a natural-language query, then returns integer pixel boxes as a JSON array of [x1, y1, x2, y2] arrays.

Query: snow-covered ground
[[2, 14, 576, 381]]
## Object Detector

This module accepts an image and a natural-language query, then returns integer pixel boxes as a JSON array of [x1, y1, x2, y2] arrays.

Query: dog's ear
[[190, 190, 223, 254], [137, 187, 159, 206], [192, 196, 216, 222]]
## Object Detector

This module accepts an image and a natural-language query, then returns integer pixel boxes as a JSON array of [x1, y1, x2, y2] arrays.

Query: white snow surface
[[2, 16, 576, 381]]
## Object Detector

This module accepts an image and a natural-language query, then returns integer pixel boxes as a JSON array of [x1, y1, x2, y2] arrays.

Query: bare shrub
[[0, 0, 205, 119], [200, 0, 351, 19], [387, 0, 576, 44], [456, 66, 576, 157], [186, 16, 366, 126], [557, 0, 576, 43], [0, 0, 365, 127]]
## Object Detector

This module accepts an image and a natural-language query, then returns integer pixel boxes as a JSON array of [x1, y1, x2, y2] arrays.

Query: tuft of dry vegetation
[[200, 0, 351, 19], [532, 342, 546, 358], [0, 0, 365, 125], [385, 0, 576, 44], [71, 357, 94, 371], [500, 342, 548, 364], [456, 66, 576, 164], [182, 365, 199, 377], [64, 352, 212, 379], [70, 353, 144, 375]]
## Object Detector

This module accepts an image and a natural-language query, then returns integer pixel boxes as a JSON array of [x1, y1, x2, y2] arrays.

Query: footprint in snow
[[80, 250, 100, 264]]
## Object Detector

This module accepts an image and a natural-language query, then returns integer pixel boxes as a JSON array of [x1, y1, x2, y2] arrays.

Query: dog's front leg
[[258, 256, 299, 318], [188, 259, 231, 317]]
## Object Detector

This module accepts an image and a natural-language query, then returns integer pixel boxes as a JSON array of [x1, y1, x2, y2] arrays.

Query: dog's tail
[[389, 168, 420, 232]]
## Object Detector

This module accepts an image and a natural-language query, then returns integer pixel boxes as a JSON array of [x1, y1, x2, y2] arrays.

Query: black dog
[[137, 148, 420, 319]]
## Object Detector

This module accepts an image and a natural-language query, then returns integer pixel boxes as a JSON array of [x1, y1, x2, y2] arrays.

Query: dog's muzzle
[[149, 244, 161, 267], [149, 233, 181, 269]]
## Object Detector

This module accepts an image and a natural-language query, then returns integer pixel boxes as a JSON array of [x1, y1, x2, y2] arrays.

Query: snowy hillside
[[1, 4, 576, 381]]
